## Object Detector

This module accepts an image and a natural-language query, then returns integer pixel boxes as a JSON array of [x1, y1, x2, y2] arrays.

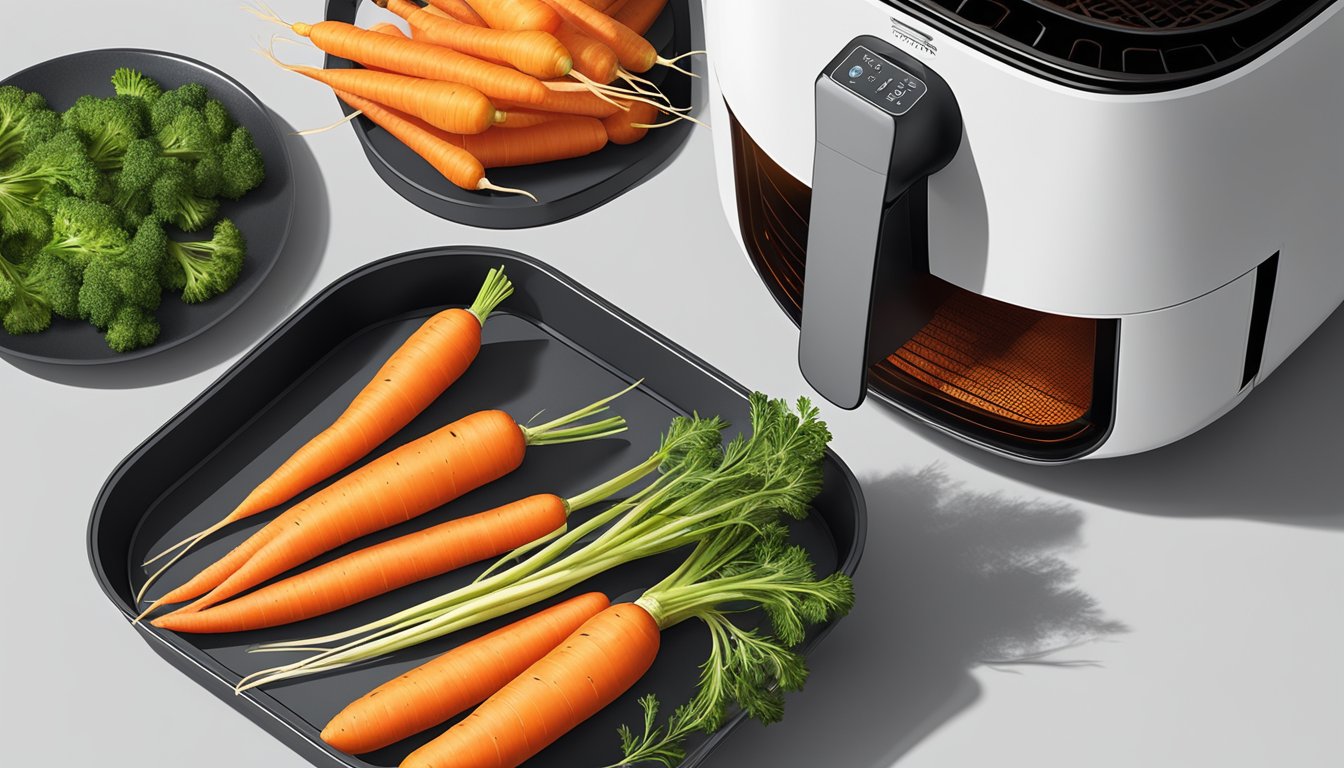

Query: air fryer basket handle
[[798, 37, 962, 410]]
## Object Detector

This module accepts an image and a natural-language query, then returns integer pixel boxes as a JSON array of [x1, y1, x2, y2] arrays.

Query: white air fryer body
[[704, 0, 1344, 460]]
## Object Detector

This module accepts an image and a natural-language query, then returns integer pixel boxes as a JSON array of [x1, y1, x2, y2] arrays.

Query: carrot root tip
[[477, 179, 539, 203]]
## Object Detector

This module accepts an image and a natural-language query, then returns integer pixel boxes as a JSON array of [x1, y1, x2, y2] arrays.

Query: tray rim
[[86, 246, 868, 767], [0, 47, 296, 366]]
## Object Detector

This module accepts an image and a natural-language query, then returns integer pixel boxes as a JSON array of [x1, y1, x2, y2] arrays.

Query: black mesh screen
[[890, 0, 1332, 88]]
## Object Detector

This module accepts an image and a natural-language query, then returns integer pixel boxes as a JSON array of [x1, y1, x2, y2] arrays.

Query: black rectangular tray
[[87, 248, 866, 768]]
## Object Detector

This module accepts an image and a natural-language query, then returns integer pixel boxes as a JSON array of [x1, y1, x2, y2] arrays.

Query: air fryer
[[706, 0, 1343, 462]]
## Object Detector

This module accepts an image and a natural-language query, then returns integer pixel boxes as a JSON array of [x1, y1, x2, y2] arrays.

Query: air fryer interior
[[889, 0, 1333, 88], [729, 111, 1116, 460]]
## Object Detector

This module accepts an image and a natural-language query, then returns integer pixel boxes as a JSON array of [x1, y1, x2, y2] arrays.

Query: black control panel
[[829, 45, 927, 116]]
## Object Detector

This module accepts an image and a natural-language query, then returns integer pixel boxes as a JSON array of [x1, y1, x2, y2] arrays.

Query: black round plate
[[0, 48, 294, 366], [325, 0, 694, 229]]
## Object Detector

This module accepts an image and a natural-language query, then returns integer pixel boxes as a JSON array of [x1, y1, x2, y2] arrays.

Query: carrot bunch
[[247, 0, 697, 201], [238, 395, 849, 767], [136, 384, 630, 623], [137, 267, 517, 602], [235, 394, 833, 693]]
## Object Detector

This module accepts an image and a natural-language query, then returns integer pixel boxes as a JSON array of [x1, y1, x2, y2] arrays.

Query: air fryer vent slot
[[891, 0, 1331, 89]]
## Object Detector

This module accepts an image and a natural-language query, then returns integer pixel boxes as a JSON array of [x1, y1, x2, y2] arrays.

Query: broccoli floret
[[190, 152, 223, 198], [0, 246, 52, 334], [104, 304, 159, 352], [149, 163, 218, 232], [26, 249, 84, 319], [0, 85, 60, 168], [111, 67, 163, 104], [149, 83, 209, 134], [163, 218, 245, 303], [61, 94, 147, 170], [0, 130, 101, 240], [203, 99, 237, 143], [78, 216, 165, 330], [218, 127, 265, 200], [40, 196, 129, 271], [107, 138, 161, 228], [156, 107, 217, 161]]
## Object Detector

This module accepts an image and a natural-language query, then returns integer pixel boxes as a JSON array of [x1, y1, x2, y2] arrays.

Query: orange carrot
[[376, 0, 571, 79], [336, 90, 500, 195], [496, 109, 566, 128], [153, 494, 571, 634], [603, 100, 661, 144], [269, 16, 549, 105], [612, 0, 667, 35], [441, 118, 609, 168], [403, 603, 660, 768], [274, 62, 501, 134], [321, 593, 610, 754], [150, 391, 628, 618], [425, 0, 486, 25], [136, 268, 514, 604], [555, 23, 620, 83], [465, 0, 563, 32], [503, 87, 624, 118], [539, 0, 657, 72], [368, 22, 409, 38]]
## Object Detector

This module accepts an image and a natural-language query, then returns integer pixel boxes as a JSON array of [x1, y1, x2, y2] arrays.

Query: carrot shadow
[[703, 467, 1126, 768]]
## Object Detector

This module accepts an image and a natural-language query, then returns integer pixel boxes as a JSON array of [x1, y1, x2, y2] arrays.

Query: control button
[[848, 65, 864, 79]]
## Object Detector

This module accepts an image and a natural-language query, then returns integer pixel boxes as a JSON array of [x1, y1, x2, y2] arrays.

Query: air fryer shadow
[[729, 113, 1116, 461]]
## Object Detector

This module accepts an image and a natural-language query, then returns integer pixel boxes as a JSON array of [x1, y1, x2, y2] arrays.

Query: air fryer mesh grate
[[1038, 0, 1269, 29], [882, 291, 1094, 426], [894, 0, 1326, 86]]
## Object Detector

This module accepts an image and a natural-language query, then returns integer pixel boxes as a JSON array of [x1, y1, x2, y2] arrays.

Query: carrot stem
[[520, 380, 640, 445], [466, 265, 514, 324]]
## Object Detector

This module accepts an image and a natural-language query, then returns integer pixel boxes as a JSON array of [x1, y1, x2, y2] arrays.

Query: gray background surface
[[2, 2, 1342, 767]]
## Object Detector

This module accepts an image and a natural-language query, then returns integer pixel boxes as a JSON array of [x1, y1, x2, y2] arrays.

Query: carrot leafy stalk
[[236, 394, 832, 691], [611, 522, 855, 766]]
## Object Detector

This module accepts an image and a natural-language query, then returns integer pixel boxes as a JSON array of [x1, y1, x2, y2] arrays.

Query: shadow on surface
[[5, 114, 327, 389], [943, 305, 1344, 531], [704, 468, 1125, 768]]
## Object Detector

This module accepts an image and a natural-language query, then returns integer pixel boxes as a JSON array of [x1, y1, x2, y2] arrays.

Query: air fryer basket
[[729, 111, 1117, 461]]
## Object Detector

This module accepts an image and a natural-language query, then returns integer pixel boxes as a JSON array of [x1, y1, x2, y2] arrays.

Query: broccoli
[[0, 130, 101, 240], [0, 245, 52, 334], [40, 196, 129, 271], [0, 85, 60, 168], [149, 163, 218, 232], [104, 304, 159, 352], [78, 216, 165, 333], [25, 249, 84, 320], [149, 83, 209, 134], [162, 218, 245, 303], [61, 94, 147, 170], [203, 98, 237, 143], [111, 67, 163, 104], [156, 107, 217, 161], [217, 127, 265, 200], [108, 138, 161, 228]]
